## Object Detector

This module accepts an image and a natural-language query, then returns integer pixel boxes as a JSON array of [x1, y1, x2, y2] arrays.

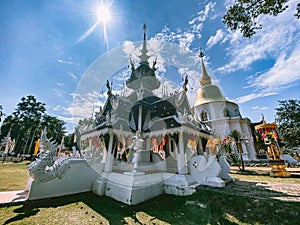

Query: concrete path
[[0, 190, 28, 205], [231, 166, 300, 176]]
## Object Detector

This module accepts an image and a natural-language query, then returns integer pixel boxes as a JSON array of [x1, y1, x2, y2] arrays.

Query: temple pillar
[[104, 133, 115, 172], [141, 137, 150, 162], [177, 132, 187, 174], [138, 105, 142, 131], [241, 142, 250, 161], [197, 137, 203, 155]]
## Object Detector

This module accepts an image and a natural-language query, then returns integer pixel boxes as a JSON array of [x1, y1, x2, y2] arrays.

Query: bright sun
[[97, 4, 111, 23], [78, 0, 113, 51]]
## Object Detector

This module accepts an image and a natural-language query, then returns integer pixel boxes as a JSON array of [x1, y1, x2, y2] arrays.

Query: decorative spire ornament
[[199, 49, 204, 59], [139, 23, 150, 65], [199, 49, 212, 87]]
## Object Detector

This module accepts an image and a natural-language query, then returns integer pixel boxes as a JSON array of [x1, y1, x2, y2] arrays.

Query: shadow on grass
[[4, 207, 40, 225], [2, 181, 300, 225]]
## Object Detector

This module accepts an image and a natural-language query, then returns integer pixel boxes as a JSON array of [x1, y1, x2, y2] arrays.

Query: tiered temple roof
[[82, 25, 211, 139]]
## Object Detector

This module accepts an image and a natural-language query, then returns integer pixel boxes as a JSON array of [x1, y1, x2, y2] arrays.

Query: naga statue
[[28, 128, 70, 182]]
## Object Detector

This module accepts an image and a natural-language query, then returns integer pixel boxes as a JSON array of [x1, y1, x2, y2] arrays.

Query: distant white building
[[193, 53, 257, 161]]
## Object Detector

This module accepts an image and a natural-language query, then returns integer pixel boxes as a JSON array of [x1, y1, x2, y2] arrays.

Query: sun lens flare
[[97, 4, 111, 23], [78, 0, 113, 46]]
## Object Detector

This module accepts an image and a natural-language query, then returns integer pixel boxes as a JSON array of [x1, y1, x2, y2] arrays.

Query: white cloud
[[68, 72, 78, 80], [235, 40, 300, 103], [52, 88, 64, 98], [224, 0, 235, 10], [251, 106, 269, 111], [154, 26, 196, 54], [122, 41, 138, 59], [218, 0, 300, 73], [57, 59, 74, 65], [234, 91, 278, 104], [53, 105, 61, 111], [56, 82, 65, 87], [250, 46, 300, 90], [206, 29, 224, 49], [154, 2, 217, 52], [62, 91, 106, 126], [189, 2, 216, 24]]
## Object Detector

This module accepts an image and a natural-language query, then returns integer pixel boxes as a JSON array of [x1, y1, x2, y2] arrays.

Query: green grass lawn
[[0, 163, 299, 225], [0, 161, 30, 191]]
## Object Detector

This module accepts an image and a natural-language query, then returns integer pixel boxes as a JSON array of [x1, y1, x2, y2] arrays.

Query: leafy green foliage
[[0, 105, 4, 123], [276, 99, 300, 148], [223, 142, 241, 169], [63, 133, 75, 149], [227, 130, 246, 170], [229, 130, 242, 143], [295, 3, 300, 18], [41, 114, 66, 145], [0, 95, 66, 155], [223, 0, 298, 37]]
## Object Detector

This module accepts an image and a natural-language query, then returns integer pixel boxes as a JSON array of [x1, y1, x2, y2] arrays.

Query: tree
[[0, 105, 4, 123], [223, 0, 300, 37], [0, 95, 67, 155], [64, 133, 75, 149], [41, 114, 67, 144], [12, 95, 46, 154], [276, 99, 300, 148]]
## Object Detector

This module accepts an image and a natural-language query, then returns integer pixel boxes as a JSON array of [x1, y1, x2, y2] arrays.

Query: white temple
[[26, 25, 233, 205], [193, 52, 257, 161]]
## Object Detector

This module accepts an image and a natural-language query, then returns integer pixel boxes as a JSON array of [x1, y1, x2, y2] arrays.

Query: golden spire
[[199, 49, 212, 87]]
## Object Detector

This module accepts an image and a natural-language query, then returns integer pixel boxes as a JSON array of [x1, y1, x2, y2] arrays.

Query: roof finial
[[139, 23, 150, 65], [106, 80, 112, 96], [143, 23, 146, 41], [261, 114, 266, 124], [182, 75, 188, 92], [199, 49, 204, 59]]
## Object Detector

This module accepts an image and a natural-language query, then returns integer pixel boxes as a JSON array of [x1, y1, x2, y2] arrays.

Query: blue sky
[[0, 0, 300, 133]]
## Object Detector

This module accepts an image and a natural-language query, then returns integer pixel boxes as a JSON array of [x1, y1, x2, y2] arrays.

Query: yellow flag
[[73, 134, 77, 143], [34, 139, 40, 155]]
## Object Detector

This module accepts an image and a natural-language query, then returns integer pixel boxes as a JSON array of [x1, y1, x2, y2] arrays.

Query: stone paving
[[199, 166, 300, 202]]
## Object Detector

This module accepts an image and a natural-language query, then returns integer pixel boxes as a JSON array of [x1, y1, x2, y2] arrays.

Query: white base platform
[[27, 157, 232, 205], [93, 172, 164, 205], [92, 172, 201, 205]]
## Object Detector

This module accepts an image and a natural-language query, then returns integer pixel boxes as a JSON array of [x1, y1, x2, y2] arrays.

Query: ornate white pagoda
[[26, 25, 232, 205]]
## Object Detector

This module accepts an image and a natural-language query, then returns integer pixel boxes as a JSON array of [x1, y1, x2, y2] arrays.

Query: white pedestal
[[124, 171, 145, 176], [93, 172, 164, 205]]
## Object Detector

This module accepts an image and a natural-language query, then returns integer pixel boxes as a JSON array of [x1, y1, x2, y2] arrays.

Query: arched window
[[234, 108, 241, 117], [224, 108, 230, 117], [201, 110, 208, 121]]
